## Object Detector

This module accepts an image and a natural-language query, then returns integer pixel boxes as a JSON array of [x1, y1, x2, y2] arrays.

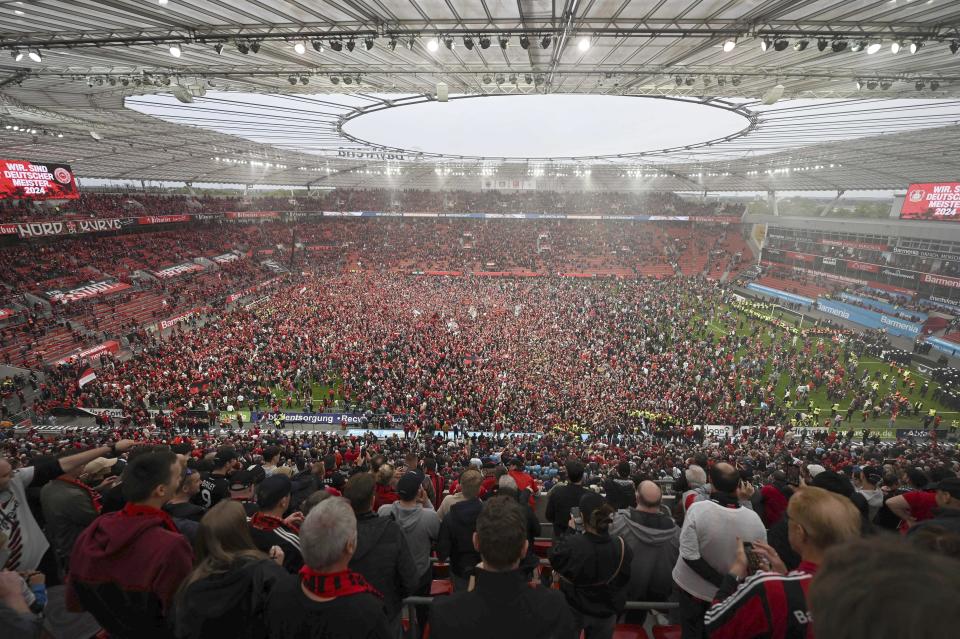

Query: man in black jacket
[[546, 460, 588, 539], [437, 469, 483, 592], [343, 471, 418, 634], [909, 477, 960, 536], [431, 496, 575, 639]]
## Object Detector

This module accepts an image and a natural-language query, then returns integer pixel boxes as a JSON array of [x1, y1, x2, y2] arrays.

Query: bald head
[[635, 480, 662, 512], [710, 462, 740, 494]]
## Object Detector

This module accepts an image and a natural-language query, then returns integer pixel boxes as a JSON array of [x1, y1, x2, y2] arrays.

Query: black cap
[[229, 465, 265, 491], [935, 477, 960, 499], [579, 492, 607, 526], [256, 474, 292, 509], [397, 471, 424, 500]]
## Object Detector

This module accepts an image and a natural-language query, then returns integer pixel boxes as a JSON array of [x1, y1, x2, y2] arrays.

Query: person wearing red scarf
[[67, 450, 193, 639], [249, 474, 304, 573], [266, 496, 391, 639]]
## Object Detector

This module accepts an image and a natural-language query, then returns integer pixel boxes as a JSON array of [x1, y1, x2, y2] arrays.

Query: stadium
[[1, 1, 959, 638]]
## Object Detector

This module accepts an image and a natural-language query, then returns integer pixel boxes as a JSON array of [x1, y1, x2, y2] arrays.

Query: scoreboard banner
[[901, 182, 960, 221], [0, 159, 80, 200]]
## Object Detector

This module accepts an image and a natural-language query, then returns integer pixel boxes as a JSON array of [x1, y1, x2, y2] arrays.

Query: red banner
[[137, 215, 191, 225], [0, 159, 79, 200], [55, 340, 119, 365], [901, 183, 960, 221], [847, 260, 880, 273], [46, 280, 131, 304], [0, 308, 16, 321], [157, 307, 208, 331], [226, 211, 279, 220], [225, 277, 281, 303], [820, 238, 889, 251], [921, 273, 960, 289]]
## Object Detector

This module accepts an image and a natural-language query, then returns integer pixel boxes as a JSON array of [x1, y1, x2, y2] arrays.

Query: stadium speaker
[[761, 84, 784, 105], [436, 82, 448, 102]]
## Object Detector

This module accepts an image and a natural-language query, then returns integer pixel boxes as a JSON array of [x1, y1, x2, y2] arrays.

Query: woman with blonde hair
[[173, 500, 289, 639]]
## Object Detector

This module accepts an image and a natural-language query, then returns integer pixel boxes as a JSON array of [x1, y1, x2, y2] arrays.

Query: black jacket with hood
[[349, 511, 419, 619]]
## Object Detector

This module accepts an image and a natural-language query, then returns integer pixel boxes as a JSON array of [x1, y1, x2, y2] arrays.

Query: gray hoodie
[[609, 508, 680, 603], [379, 501, 441, 578]]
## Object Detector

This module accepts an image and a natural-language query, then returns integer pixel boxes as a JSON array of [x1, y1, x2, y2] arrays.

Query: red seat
[[533, 539, 552, 558], [614, 624, 650, 639], [430, 579, 453, 596], [653, 625, 682, 639]]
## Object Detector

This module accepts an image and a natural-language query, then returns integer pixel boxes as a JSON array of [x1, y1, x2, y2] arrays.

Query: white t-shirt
[[0, 466, 50, 572], [672, 499, 767, 601]]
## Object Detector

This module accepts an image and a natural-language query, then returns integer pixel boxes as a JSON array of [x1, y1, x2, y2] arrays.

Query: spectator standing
[[758, 470, 794, 528], [266, 497, 392, 639], [343, 472, 418, 633], [672, 463, 766, 639], [550, 493, 632, 639], [854, 465, 884, 522], [173, 500, 287, 639], [431, 496, 575, 639], [609, 480, 680, 624], [908, 477, 960, 536], [67, 449, 193, 639], [197, 448, 238, 510], [0, 569, 44, 639], [545, 460, 589, 539], [438, 469, 484, 591], [704, 486, 862, 639], [249, 474, 304, 573], [603, 461, 637, 510]]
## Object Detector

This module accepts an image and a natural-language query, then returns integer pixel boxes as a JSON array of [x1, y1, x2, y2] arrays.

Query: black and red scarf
[[250, 512, 298, 533], [57, 476, 102, 514], [299, 566, 382, 599], [121, 502, 179, 532]]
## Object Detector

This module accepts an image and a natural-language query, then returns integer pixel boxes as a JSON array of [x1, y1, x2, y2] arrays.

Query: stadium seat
[[430, 579, 453, 596], [652, 625, 682, 639], [613, 624, 650, 639]]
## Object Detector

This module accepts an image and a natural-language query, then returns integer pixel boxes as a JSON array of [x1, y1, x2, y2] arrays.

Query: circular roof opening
[[341, 94, 750, 160]]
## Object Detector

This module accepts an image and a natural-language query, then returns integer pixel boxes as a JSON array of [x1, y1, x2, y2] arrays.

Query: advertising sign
[[54, 340, 120, 365], [901, 183, 960, 221], [815, 299, 922, 338], [152, 262, 204, 279], [921, 273, 960, 289], [0, 159, 80, 200], [46, 279, 131, 304]]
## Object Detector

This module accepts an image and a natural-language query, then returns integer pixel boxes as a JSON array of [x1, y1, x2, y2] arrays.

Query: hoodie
[[349, 512, 419, 619], [610, 508, 680, 602], [378, 501, 440, 578], [67, 505, 193, 639], [173, 557, 289, 639]]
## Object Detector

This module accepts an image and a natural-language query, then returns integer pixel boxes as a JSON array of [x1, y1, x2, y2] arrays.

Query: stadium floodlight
[[330, 75, 340, 85], [731, 76, 741, 86], [684, 77, 695, 86], [28, 49, 42, 63], [463, 36, 474, 50], [909, 41, 921, 54], [169, 44, 182, 58], [479, 36, 491, 49], [850, 41, 864, 52], [915, 80, 925, 91], [330, 40, 343, 52], [346, 39, 355, 52], [387, 37, 397, 51], [364, 37, 374, 51], [866, 42, 882, 54], [107, 76, 116, 86], [793, 40, 809, 51], [499, 35, 510, 50], [426, 38, 440, 52], [577, 37, 590, 52], [866, 81, 877, 90], [294, 42, 306, 55], [482, 75, 492, 84], [855, 79, 863, 90], [444, 37, 455, 50], [508, 73, 517, 84], [773, 39, 789, 52], [312, 40, 324, 52], [213, 43, 224, 54], [831, 40, 848, 52], [407, 37, 416, 50], [237, 42, 249, 54], [300, 76, 309, 85], [519, 35, 530, 50], [879, 80, 892, 90], [722, 39, 736, 52], [931, 80, 940, 90], [11, 50, 23, 62], [250, 41, 260, 53], [951, 41, 960, 55], [817, 39, 828, 52], [891, 41, 902, 54], [288, 75, 297, 85], [760, 37, 771, 52], [541, 35, 552, 49], [121, 77, 129, 86], [343, 75, 352, 85], [525, 74, 533, 84], [674, 75, 682, 86]]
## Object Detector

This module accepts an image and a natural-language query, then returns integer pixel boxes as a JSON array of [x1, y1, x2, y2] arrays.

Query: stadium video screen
[[900, 182, 960, 221], [0, 158, 80, 200]]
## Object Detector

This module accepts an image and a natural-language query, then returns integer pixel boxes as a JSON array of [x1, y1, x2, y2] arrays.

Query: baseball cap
[[935, 477, 960, 499], [397, 471, 424, 501], [84, 457, 118, 476], [256, 474, 292, 509]]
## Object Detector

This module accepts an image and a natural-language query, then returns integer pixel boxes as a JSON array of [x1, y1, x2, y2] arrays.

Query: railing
[[401, 596, 678, 639]]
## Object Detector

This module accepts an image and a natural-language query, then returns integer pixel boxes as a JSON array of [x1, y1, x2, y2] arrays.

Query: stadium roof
[[1, 0, 960, 192]]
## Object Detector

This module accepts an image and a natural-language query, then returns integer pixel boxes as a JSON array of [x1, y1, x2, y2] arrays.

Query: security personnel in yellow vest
[[831, 403, 840, 418], [914, 400, 923, 416], [813, 406, 822, 421]]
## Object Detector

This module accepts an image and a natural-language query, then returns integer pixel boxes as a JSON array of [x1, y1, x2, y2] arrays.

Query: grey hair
[[299, 496, 357, 571], [685, 465, 707, 488], [498, 474, 518, 492]]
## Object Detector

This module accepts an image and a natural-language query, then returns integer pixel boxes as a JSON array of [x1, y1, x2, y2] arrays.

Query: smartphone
[[742, 542, 763, 574], [570, 506, 584, 533]]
